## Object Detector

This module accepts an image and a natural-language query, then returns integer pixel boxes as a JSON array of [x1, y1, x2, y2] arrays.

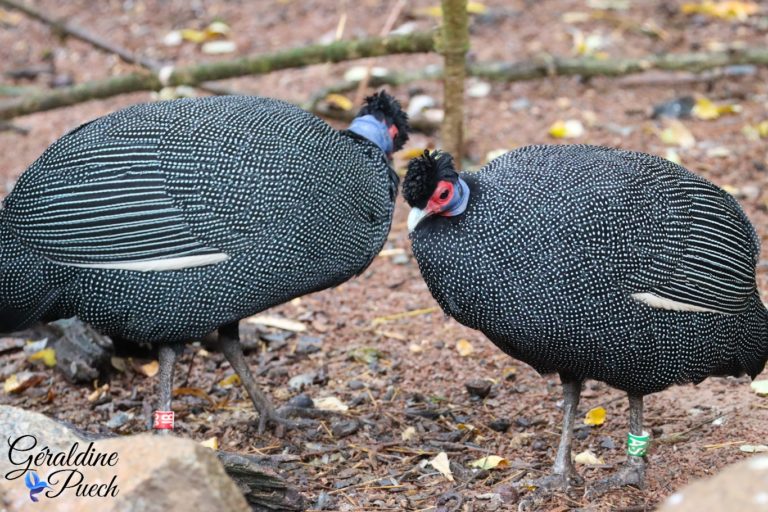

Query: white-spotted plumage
[[406, 145, 768, 396], [0, 95, 399, 341]]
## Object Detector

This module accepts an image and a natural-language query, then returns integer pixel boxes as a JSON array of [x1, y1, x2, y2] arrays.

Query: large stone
[[658, 455, 768, 512], [0, 406, 250, 511]]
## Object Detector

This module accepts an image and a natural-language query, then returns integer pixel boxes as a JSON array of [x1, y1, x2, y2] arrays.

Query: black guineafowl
[[0, 92, 409, 432], [403, 146, 768, 493]]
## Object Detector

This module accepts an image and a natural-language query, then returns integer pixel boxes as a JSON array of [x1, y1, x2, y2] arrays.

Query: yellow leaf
[[408, 343, 423, 353], [659, 120, 696, 148], [548, 119, 584, 139], [469, 455, 509, 470], [173, 387, 214, 404], [219, 374, 241, 387], [28, 348, 56, 367], [314, 396, 349, 412], [205, 21, 230, 37], [574, 450, 604, 465], [456, 339, 474, 357], [692, 97, 741, 120], [138, 360, 159, 377], [180, 28, 208, 43], [750, 380, 768, 396], [401, 147, 429, 160], [429, 452, 454, 481], [584, 406, 607, 426], [681, 1, 759, 21], [3, 374, 20, 393], [325, 93, 353, 111], [200, 437, 219, 450], [246, 315, 306, 332]]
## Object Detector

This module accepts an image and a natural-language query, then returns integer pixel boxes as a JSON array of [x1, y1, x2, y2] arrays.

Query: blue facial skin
[[348, 115, 393, 156], [442, 177, 470, 217]]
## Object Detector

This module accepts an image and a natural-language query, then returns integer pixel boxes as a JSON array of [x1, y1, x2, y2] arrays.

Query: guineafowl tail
[[732, 293, 768, 380], [0, 220, 62, 333]]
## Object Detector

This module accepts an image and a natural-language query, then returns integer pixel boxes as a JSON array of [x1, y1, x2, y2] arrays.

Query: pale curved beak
[[407, 207, 428, 233]]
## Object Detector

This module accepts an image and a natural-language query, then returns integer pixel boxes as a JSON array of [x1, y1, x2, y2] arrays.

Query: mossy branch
[[0, 31, 436, 120]]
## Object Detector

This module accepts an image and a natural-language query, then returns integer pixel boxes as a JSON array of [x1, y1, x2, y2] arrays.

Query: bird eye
[[440, 189, 449, 200]]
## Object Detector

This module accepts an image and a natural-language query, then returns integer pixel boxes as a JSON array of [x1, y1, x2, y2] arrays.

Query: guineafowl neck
[[345, 114, 392, 155]]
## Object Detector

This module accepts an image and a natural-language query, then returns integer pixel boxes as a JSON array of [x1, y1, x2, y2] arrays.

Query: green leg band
[[627, 431, 650, 457]]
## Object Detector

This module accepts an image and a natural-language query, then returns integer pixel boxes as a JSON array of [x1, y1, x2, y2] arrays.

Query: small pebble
[[331, 419, 360, 438], [295, 336, 323, 354], [532, 438, 548, 451], [515, 417, 531, 428], [106, 411, 132, 429], [288, 393, 314, 409], [488, 418, 511, 432], [599, 436, 616, 450], [347, 380, 365, 390], [465, 379, 493, 399], [288, 372, 315, 391]]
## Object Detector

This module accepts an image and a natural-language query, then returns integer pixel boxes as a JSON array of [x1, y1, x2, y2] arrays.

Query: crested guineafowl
[[403, 147, 768, 494], [0, 92, 409, 433]]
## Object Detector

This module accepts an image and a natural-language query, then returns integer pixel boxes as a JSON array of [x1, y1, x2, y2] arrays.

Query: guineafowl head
[[349, 91, 410, 158], [403, 150, 470, 232]]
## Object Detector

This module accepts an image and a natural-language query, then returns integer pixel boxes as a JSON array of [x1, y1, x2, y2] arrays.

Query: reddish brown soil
[[2, 1, 768, 510]]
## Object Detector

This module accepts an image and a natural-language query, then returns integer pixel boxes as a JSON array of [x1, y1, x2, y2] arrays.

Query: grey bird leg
[[155, 343, 183, 435], [523, 379, 584, 492], [217, 322, 295, 434], [587, 394, 646, 497]]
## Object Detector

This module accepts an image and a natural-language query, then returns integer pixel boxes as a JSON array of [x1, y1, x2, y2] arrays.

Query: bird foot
[[521, 470, 584, 492], [585, 461, 645, 498], [516, 470, 584, 511]]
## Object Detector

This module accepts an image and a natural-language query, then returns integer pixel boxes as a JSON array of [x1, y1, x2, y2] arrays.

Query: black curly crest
[[403, 150, 458, 208], [357, 90, 410, 151]]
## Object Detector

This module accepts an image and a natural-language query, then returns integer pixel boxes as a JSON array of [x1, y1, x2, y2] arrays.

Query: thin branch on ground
[[0, 31, 437, 120]]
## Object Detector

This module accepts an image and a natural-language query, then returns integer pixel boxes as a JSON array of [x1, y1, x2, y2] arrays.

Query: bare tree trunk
[[439, 0, 469, 163]]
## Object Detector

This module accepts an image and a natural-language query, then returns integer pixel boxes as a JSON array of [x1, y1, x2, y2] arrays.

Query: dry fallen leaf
[[584, 406, 607, 426], [325, 93, 354, 111], [574, 450, 604, 465], [692, 97, 741, 120], [401, 426, 417, 441], [137, 360, 159, 377], [549, 119, 585, 139], [246, 315, 306, 332], [314, 396, 349, 412], [456, 339, 474, 357], [219, 374, 241, 387], [659, 120, 696, 148], [681, 1, 759, 21], [200, 437, 219, 450], [429, 451, 454, 481], [87, 383, 109, 402], [750, 380, 768, 396], [201, 40, 237, 54], [28, 348, 56, 368], [173, 387, 214, 404], [740, 444, 768, 453], [469, 455, 509, 470]]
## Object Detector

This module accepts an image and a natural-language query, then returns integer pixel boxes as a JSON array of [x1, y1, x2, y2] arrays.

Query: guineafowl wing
[[2, 97, 333, 270], [611, 150, 758, 314]]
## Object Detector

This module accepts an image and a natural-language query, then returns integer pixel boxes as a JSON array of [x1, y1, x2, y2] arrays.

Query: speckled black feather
[[0, 95, 402, 342], [357, 91, 409, 151], [402, 150, 457, 208], [406, 144, 768, 396]]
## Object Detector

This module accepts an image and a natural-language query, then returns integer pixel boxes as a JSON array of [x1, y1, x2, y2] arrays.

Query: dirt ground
[[2, 1, 768, 510]]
